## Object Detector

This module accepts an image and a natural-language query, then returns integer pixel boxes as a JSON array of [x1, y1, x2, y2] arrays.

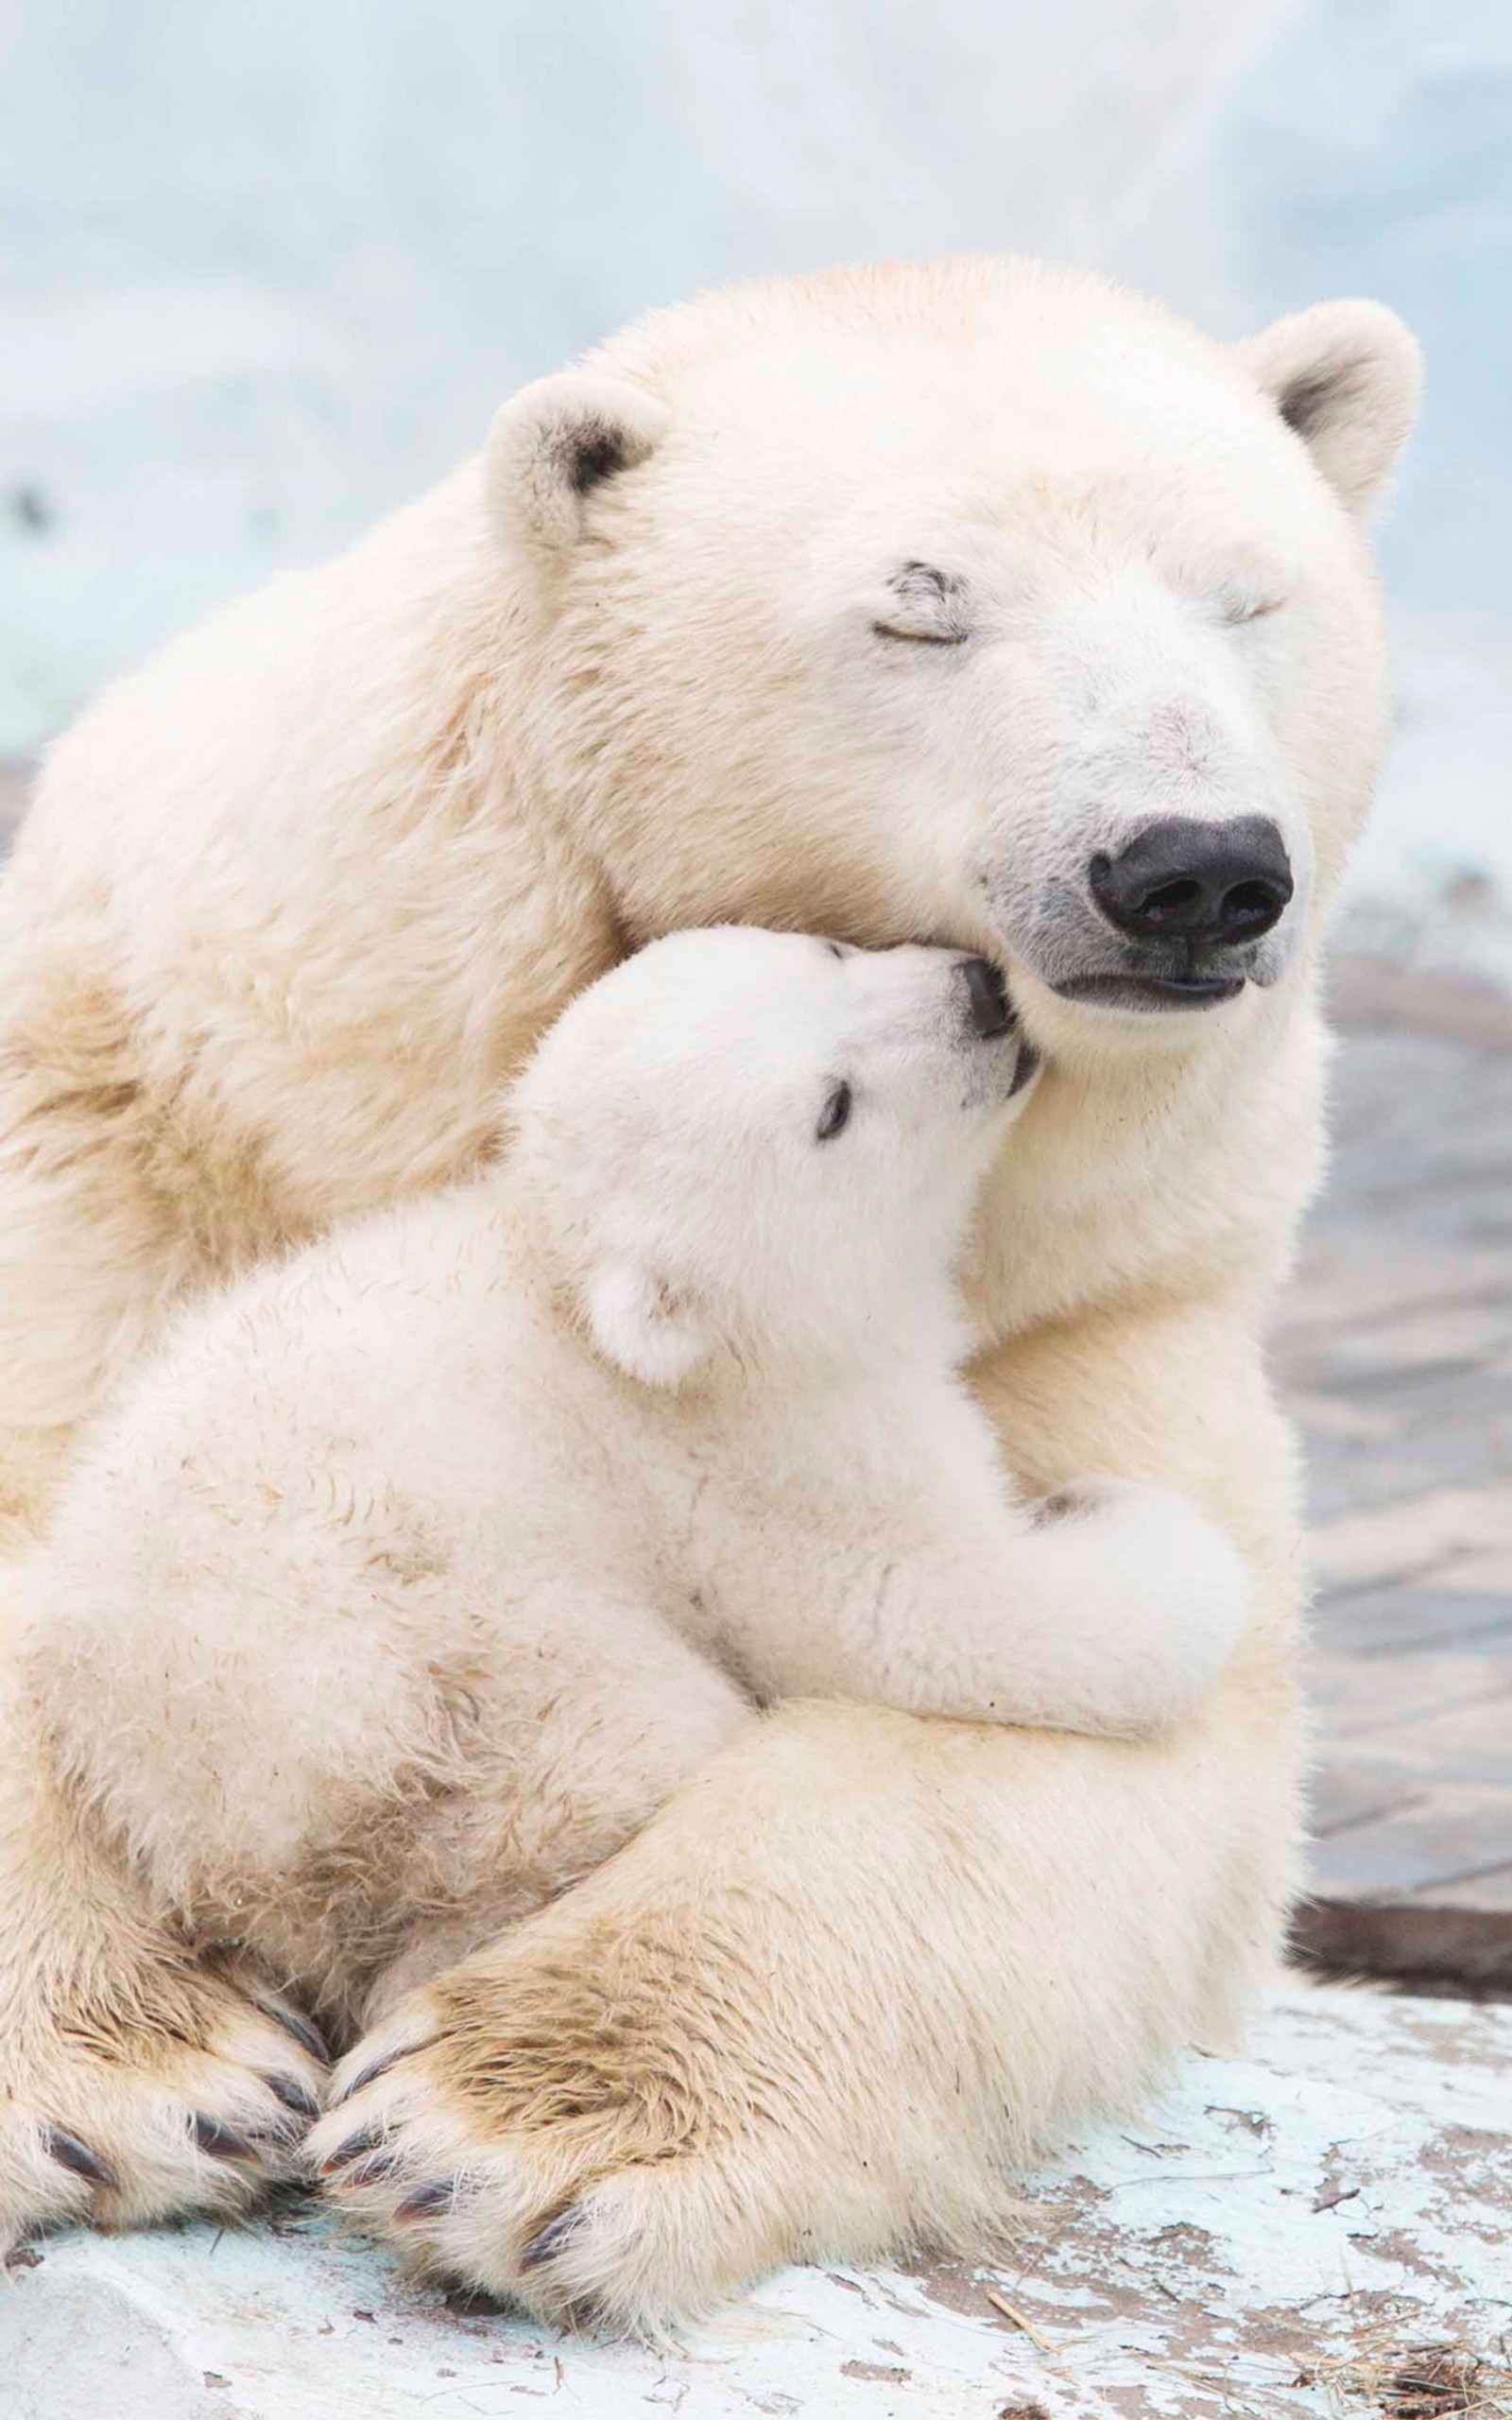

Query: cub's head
[[488, 261, 1419, 1070], [507, 925, 1038, 1385]]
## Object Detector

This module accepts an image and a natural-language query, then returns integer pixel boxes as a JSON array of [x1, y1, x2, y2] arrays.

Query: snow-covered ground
[[0, 0, 1506, 920]]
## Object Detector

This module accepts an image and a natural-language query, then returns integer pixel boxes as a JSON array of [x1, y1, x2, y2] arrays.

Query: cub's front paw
[[1032, 1472, 1250, 1729], [310, 1926, 794, 2335], [0, 1958, 328, 2249]]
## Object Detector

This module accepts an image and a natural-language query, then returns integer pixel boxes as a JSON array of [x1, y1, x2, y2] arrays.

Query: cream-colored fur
[[1, 928, 1249, 2255], [0, 258, 1418, 2326]]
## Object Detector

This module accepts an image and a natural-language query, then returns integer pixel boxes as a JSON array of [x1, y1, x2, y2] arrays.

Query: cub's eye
[[816, 1080, 852, 1142], [1219, 586, 1284, 627], [871, 562, 971, 647]]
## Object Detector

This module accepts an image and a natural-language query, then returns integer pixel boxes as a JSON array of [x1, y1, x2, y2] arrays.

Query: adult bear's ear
[[486, 372, 670, 560], [583, 1261, 712, 1388], [1239, 300, 1421, 516]]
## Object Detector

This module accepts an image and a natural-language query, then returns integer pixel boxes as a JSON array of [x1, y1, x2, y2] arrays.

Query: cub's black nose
[[1089, 816, 1294, 950], [960, 956, 1014, 1038]]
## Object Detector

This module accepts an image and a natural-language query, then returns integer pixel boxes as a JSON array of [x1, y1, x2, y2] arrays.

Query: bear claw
[[254, 2000, 331, 2068], [393, 2177, 456, 2221], [43, 2128, 117, 2189], [521, 2204, 590, 2271], [342, 2150, 406, 2190], [191, 2115, 261, 2163], [259, 2071, 322, 2121], [319, 2118, 387, 2174], [333, 2040, 432, 2107]]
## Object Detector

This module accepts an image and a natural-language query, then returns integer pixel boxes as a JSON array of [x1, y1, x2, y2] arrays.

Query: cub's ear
[[486, 372, 670, 560], [1239, 299, 1421, 515], [583, 1261, 711, 1388]]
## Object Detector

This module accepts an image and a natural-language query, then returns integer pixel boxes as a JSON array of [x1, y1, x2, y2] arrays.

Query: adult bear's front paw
[[0, 1955, 328, 2250], [310, 1703, 1044, 2330], [309, 1913, 806, 2334]]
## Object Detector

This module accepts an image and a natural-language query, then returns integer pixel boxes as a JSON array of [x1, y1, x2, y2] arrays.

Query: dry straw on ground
[[1295, 2334, 1512, 2419]]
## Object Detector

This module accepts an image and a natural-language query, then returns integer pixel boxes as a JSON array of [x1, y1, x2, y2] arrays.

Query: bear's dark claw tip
[[521, 2203, 590, 2271], [192, 2115, 260, 2163], [43, 2128, 117, 2189], [260, 2072, 322, 2122], [394, 2178, 456, 2222], [333, 2039, 431, 2106], [258, 2000, 331, 2067], [341, 2150, 405, 2190], [320, 2118, 386, 2175]]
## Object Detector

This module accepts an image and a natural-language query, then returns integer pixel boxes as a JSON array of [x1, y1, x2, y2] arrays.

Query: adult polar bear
[[0, 261, 1417, 2318]]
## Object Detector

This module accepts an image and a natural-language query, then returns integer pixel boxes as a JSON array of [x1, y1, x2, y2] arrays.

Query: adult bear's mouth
[[988, 814, 1304, 1020], [1052, 971, 1246, 1012]]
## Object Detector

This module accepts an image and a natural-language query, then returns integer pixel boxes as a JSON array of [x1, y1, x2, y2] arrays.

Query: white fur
[[1, 929, 1246, 2253], [0, 257, 1418, 2326]]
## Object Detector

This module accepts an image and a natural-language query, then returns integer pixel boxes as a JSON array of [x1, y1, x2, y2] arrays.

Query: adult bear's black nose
[[1089, 817, 1294, 950], [960, 956, 1014, 1038]]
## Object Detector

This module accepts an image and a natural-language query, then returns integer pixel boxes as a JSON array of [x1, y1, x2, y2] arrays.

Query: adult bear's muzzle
[[1041, 814, 1297, 1013]]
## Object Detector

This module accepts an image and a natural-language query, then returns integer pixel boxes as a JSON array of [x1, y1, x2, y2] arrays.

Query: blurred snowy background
[[1, 0, 1508, 971]]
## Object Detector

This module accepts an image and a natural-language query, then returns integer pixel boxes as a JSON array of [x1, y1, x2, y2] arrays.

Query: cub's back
[[41, 1180, 565, 1594]]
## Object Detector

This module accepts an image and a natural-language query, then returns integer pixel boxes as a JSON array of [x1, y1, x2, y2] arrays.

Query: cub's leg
[[37, 1485, 752, 2033], [9, 1520, 747, 2248], [0, 1660, 328, 2249]]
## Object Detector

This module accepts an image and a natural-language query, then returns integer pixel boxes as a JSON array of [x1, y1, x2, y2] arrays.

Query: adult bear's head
[[486, 261, 1418, 1068]]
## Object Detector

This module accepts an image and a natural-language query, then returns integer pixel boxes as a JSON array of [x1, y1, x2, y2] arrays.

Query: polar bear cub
[[497, 925, 1248, 1735], [1, 927, 1246, 2244]]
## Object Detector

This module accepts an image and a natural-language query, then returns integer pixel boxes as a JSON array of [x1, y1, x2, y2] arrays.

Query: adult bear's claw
[[520, 2204, 589, 2271], [43, 2128, 117, 2189], [191, 2114, 261, 2163], [393, 2176, 457, 2221], [319, 2118, 387, 2174], [259, 2071, 322, 2121], [331, 2039, 432, 2108], [254, 1999, 331, 2068]]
